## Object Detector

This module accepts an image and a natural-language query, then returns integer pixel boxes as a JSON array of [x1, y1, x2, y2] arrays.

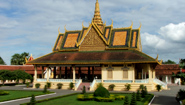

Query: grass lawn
[[36, 93, 150, 105], [0, 90, 50, 102]]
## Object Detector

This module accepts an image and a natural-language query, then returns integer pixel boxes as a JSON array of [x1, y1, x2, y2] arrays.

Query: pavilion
[[27, 0, 166, 91]]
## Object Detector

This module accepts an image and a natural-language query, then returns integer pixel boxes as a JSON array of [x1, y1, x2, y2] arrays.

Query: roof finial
[[92, 0, 103, 25]]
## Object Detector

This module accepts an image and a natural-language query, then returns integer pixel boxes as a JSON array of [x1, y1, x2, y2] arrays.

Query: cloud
[[141, 22, 185, 63], [0, 0, 185, 64]]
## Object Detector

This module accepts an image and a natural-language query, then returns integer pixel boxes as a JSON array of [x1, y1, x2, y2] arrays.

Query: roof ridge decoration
[[92, 0, 103, 25]]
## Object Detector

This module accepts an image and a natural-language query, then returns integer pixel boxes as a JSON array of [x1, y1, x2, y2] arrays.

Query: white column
[[34, 65, 37, 82], [166, 75, 168, 84], [153, 70, 156, 79], [148, 64, 152, 83], [73, 66, 76, 83], [132, 69, 135, 83], [47, 67, 50, 82]]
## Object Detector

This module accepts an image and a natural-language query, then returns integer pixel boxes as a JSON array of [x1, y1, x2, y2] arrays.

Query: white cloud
[[159, 22, 185, 42], [0, 0, 185, 64]]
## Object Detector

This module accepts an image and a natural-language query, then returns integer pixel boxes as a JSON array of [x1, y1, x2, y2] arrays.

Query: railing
[[90, 79, 96, 91], [135, 79, 149, 83], [153, 78, 167, 88], [96, 79, 102, 83], [37, 79, 47, 82], [75, 79, 82, 90], [49, 79, 73, 82], [103, 80, 132, 83]]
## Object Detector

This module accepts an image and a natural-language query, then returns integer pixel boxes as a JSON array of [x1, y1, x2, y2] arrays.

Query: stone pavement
[[0, 85, 184, 105], [150, 85, 184, 105]]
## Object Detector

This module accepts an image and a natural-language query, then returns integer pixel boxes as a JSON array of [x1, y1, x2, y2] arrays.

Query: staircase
[[77, 82, 90, 91]]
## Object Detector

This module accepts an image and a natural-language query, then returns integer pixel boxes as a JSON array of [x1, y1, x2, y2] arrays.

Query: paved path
[[0, 85, 79, 105], [150, 85, 184, 105]]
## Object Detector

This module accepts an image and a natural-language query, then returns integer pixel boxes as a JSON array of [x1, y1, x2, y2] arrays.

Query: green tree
[[11, 52, 29, 65], [130, 92, 136, 105], [0, 70, 16, 85], [172, 72, 185, 85], [136, 90, 141, 101], [13, 70, 32, 84], [0, 57, 6, 65], [30, 94, 36, 105], [179, 59, 185, 69], [123, 96, 129, 105], [163, 60, 176, 64]]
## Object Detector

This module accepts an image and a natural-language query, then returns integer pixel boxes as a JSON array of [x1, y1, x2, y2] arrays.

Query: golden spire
[[92, 0, 103, 25]]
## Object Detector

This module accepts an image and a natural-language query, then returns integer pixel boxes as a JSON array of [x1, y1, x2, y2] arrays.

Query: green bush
[[82, 86, 86, 94], [29, 94, 36, 105], [139, 84, 144, 90], [130, 92, 137, 105], [123, 96, 129, 105], [114, 94, 125, 100], [35, 83, 40, 89], [26, 82, 30, 88], [97, 83, 103, 88], [46, 82, 51, 89], [136, 90, 141, 101], [95, 96, 115, 102], [43, 85, 48, 93], [125, 84, 131, 91], [108, 84, 115, 91], [57, 83, 63, 89], [77, 94, 94, 101], [0, 90, 9, 95], [142, 94, 154, 105], [176, 89, 185, 102], [156, 85, 161, 92], [94, 85, 110, 98], [69, 82, 74, 90]]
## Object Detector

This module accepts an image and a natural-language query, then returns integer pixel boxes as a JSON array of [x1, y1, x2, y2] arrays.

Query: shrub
[[46, 82, 51, 89], [125, 84, 131, 91], [77, 94, 94, 101], [0, 90, 9, 95], [141, 86, 148, 98], [97, 83, 103, 88], [123, 96, 129, 105], [95, 96, 115, 102], [29, 94, 36, 105], [156, 85, 161, 92], [139, 84, 144, 90], [176, 89, 185, 102], [82, 86, 86, 94], [35, 83, 40, 89], [26, 82, 30, 88], [136, 90, 141, 101], [144, 86, 148, 95], [108, 84, 115, 91], [69, 82, 74, 90], [57, 83, 63, 89], [114, 94, 125, 100], [43, 85, 48, 93], [94, 85, 110, 98], [130, 92, 137, 105]]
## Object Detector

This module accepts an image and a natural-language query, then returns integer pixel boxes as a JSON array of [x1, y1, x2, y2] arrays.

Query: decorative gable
[[79, 26, 106, 51]]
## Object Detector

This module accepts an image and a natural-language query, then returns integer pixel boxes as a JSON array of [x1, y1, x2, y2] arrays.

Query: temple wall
[[101, 66, 135, 80]]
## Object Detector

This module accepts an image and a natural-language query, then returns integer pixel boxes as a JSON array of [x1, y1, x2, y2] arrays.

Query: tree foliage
[[0, 57, 6, 65], [163, 59, 176, 64], [0, 70, 16, 84], [179, 59, 185, 69], [13, 70, 32, 83], [11, 52, 29, 65], [172, 72, 185, 84]]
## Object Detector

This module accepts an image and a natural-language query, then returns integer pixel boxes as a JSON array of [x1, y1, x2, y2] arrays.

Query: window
[[107, 70, 113, 79], [123, 70, 128, 79]]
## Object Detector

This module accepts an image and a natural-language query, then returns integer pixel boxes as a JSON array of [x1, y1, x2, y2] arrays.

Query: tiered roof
[[27, 0, 160, 65]]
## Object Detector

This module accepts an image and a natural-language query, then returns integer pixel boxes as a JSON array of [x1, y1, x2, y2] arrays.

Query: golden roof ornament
[[92, 0, 103, 25]]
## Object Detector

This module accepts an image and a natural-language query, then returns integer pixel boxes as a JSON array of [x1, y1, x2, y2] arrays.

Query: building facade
[[27, 0, 166, 91]]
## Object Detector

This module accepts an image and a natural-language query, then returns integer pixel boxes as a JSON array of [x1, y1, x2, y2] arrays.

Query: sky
[[0, 0, 185, 65]]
